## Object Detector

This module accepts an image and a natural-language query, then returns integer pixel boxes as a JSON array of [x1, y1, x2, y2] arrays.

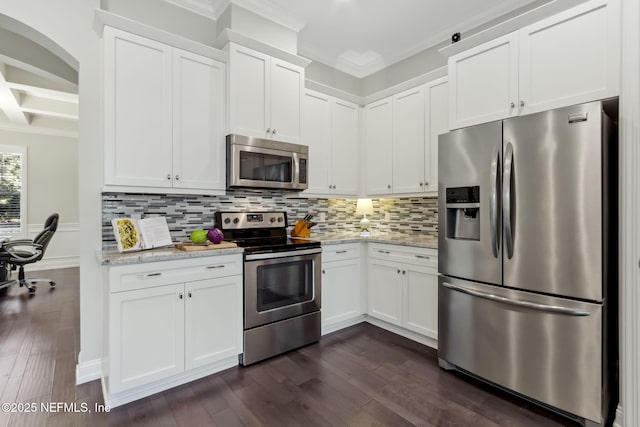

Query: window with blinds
[[0, 146, 27, 235]]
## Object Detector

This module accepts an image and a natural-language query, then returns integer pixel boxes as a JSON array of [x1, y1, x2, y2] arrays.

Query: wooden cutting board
[[175, 242, 238, 251]]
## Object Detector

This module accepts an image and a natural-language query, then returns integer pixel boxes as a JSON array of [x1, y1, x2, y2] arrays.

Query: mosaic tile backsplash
[[102, 192, 438, 247]]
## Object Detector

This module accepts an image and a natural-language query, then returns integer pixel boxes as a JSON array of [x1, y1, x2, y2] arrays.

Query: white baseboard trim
[[76, 359, 102, 385], [364, 315, 438, 350], [614, 404, 623, 427], [322, 315, 366, 336], [104, 355, 239, 408]]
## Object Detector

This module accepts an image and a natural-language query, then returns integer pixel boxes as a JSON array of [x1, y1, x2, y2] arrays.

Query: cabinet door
[[331, 99, 360, 196], [393, 86, 425, 194], [364, 97, 393, 195], [425, 78, 448, 193], [367, 259, 402, 326], [109, 283, 184, 393], [518, 0, 619, 115], [270, 58, 303, 143], [448, 32, 518, 130], [103, 27, 173, 188], [185, 276, 242, 370], [302, 90, 332, 194], [173, 49, 226, 191], [403, 265, 438, 339], [322, 259, 361, 330], [229, 45, 270, 139]]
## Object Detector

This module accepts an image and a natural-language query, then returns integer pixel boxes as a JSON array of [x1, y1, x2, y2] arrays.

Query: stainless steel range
[[215, 211, 321, 366]]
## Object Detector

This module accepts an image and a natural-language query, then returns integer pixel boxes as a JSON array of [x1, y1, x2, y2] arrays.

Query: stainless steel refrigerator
[[437, 100, 618, 427]]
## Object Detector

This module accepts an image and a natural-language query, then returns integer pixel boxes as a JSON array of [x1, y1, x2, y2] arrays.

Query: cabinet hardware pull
[[387, 184, 391, 189], [378, 250, 390, 254], [272, 129, 276, 135], [175, 174, 180, 181], [266, 128, 271, 134], [425, 181, 429, 186], [415, 255, 431, 260], [397, 269, 401, 274], [322, 270, 326, 274], [179, 293, 183, 299], [166, 174, 171, 180], [402, 270, 406, 275], [206, 265, 225, 269], [520, 100, 525, 107], [143, 272, 162, 277], [188, 291, 192, 298], [510, 102, 515, 108], [419, 182, 423, 186], [336, 250, 347, 254]]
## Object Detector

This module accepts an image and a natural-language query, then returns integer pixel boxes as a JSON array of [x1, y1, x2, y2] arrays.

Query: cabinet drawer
[[109, 254, 242, 293], [368, 243, 437, 269], [322, 243, 361, 262]]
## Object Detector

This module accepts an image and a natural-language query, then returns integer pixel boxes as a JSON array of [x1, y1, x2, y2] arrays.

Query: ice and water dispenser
[[445, 186, 480, 240]]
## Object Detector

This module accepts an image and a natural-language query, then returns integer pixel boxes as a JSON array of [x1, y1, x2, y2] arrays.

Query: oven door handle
[[245, 248, 322, 261]]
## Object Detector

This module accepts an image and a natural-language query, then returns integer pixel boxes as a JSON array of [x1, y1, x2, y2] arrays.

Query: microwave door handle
[[490, 145, 500, 258], [292, 153, 300, 186], [503, 142, 515, 259]]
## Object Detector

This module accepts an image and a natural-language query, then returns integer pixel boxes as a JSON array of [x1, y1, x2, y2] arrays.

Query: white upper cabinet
[[172, 49, 226, 191], [229, 44, 303, 143], [331, 99, 359, 196], [364, 97, 393, 196], [448, 0, 620, 129], [364, 78, 447, 197], [302, 91, 332, 193], [425, 77, 449, 193], [518, 0, 620, 115], [393, 86, 426, 194], [448, 32, 518, 130], [302, 90, 359, 197], [103, 27, 226, 194], [104, 27, 174, 189]]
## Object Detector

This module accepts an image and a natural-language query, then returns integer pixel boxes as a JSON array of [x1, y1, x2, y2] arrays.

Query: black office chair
[[0, 213, 59, 294]]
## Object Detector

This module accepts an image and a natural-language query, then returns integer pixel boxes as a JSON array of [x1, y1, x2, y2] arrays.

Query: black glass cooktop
[[228, 237, 320, 254]]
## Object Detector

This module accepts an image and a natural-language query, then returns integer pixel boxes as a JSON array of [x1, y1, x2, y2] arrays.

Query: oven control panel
[[216, 212, 286, 230]]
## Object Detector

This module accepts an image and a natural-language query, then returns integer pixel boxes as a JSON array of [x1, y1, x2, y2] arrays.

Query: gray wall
[[305, 61, 362, 96]]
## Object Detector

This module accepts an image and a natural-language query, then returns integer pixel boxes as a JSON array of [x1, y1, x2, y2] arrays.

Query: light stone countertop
[[98, 233, 436, 266], [307, 232, 438, 250], [98, 246, 244, 266]]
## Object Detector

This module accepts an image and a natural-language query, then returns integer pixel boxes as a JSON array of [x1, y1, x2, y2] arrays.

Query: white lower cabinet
[[367, 244, 438, 343], [103, 254, 243, 407], [321, 244, 362, 334]]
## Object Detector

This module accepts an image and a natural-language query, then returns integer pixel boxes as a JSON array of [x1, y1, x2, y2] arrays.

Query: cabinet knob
[[388, 185, 391, 189], [179, 293, 183, 299], [419, 182, 423, 187], [332, 185, 336, 189], [397, 269, 401, 274], [175, 174, 180, 181], [510, 102, 515, 109], [402, 270, 406, 275], [425, 181, 429, 186], [272, 129, 276, 135], [329, 185, 332, 189], [322, 270, 326, 274], [266, 128, 271, 134], [188, 291, 192, 298], [167, 174, 171, 180], [520, 100, 525, 107]]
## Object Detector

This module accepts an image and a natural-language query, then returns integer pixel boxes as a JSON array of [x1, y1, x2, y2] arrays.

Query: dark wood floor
[[0, 267, 578, 427]]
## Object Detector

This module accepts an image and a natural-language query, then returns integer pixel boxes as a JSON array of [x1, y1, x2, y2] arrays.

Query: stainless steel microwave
[[226, 134, 308, 191]]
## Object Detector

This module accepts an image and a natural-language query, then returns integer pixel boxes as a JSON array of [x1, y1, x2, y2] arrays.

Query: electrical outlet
[[385, 212, 391, 222], [319, 212, 326, 222]]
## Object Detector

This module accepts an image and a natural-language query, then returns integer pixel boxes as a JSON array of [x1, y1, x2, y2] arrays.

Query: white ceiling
[[168, 0, 545, 78]]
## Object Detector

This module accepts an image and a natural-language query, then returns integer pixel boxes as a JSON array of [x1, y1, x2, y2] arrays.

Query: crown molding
[[230, 0, 306, 32], [163, 0, 228, 19], [215, 29, 311, 68], [438, 0, 586, 58]]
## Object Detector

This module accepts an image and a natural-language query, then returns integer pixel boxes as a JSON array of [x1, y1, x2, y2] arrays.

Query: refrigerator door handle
[[503, 142, 515, 259], [441, 282, 591, 316], [490, 146, 501, 258]]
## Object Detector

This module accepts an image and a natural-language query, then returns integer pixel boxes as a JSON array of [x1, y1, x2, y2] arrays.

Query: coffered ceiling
[[167, 0, 547, 78]]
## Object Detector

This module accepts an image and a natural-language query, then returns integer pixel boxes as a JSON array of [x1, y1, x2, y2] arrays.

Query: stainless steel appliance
[[215, 211, 321, 366], [226, 134, 308, 191], [438, 100, 618, 427]]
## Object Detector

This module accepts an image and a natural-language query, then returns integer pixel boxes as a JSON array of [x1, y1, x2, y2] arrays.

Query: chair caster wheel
[[28, 286, 36, 294]]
